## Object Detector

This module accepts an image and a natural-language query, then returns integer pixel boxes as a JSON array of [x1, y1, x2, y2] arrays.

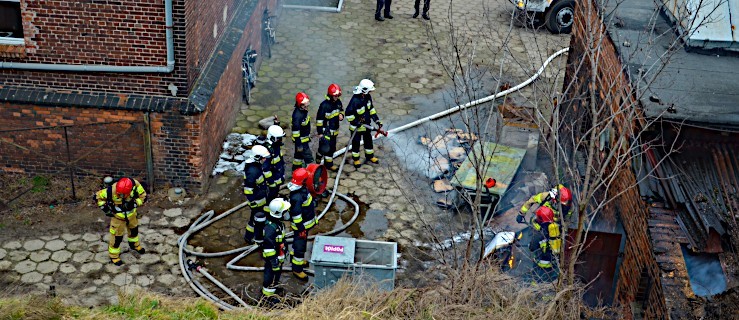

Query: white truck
[[510, 0, 576, 34]]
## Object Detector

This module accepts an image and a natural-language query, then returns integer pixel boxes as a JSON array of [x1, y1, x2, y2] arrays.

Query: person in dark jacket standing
[[375, 0, 393, 21], [287, 168, 317, 281], [261, 198, 289, 302], [261, 125, 286, 202], [345, 79, 383, 168], [413, 0, 430, 20], [291, 92, 313, 171], [243, 145, 271, 245], [316, 83, 344, 171]]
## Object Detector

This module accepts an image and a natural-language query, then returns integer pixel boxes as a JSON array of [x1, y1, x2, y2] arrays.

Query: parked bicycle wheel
[[243, 73, 251, 105]]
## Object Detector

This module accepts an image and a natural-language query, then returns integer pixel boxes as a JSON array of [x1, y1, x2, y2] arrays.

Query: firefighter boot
[[129, 242, 146, 254], [368, 156, 379, 164]]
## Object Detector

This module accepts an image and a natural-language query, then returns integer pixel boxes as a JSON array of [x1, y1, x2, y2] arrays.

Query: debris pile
[[212, 133, 259, 176], [418, 128, 478, 208]]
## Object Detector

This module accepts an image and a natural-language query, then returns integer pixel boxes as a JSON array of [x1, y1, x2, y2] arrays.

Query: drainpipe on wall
[[0, 0, 175, 73]]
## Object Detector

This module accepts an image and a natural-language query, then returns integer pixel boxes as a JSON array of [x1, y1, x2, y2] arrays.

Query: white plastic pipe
[[0, 0, 175, 73], [332, 47, 570, 158]]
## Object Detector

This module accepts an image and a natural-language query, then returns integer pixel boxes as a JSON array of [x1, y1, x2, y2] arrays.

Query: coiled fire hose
[[178, 47, 569, 310]]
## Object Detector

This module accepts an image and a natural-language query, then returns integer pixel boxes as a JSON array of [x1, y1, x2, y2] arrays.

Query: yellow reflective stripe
[[249, 198, 266, 207], [537, 260, 553, 268], [271, 156, 281, 164], [316, 120, 324, 126], [127, 236, 139, 243], [264, 171, 273, 179], [357, 107, 365, 114], [109, 227, 116, 234], [369, 107, 377, 115], [243, 187, 254, 195], [115, 212, 134, 219], [300, 137, 310, 143], [292, 214, 303, 224], [292, 131, 300, 137], [349, 125, 357, 130], [245, 225, 254, 232], [346, 115, 355, 121], [301, 116, 310, 126], [304, 219, 316, 229], [303, 194, 312, 206], [263, 249, 276, 257], [108, 246, 121, 254], [262, 287, 276, 295]]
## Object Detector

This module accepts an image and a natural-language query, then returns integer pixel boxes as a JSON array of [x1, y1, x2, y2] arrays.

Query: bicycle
[[241, 46, 258, 105], [263, 9, 277, 58]]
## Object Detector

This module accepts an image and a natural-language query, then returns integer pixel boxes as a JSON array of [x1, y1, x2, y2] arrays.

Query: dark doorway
[[571, 230, 622, 307]]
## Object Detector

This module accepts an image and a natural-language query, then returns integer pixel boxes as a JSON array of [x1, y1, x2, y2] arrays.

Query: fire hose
[[178, 47, 569, 310]]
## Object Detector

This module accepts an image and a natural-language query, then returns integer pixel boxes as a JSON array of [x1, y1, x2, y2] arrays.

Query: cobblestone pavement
[[0, 0, 569, 306]]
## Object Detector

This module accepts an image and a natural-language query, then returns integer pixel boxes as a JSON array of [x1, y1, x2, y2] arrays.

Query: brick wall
[[566, 0, 667, 318], [197, 0, 273, 183], [184, 0, 239, 89], [0, 103, 148, 183], [1, 0, 188, 97]]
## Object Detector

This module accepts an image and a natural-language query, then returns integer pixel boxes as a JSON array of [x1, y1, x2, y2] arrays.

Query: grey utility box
[[310, 235, 398, 291]]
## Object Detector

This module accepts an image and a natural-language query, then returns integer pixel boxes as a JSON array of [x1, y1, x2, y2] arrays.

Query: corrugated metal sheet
[[660, 0, 739, 51], [645, 140, 736, 253]]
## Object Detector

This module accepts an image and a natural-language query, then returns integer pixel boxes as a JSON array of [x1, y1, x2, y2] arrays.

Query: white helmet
[[245, 145, 270, 163], [268, 198, 291, 219], [353, 79, 375, 94], [267, 125, 285, 142]]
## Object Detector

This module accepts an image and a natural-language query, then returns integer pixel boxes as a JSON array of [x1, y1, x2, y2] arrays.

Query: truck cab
[[511, 0, 575, 34]]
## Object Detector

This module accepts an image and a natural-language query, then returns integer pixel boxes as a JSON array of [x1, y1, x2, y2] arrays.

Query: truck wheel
[[545, 0, 575, 34]]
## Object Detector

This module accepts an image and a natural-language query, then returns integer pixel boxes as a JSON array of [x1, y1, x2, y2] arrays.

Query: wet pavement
[[0, 0, 569, 306]]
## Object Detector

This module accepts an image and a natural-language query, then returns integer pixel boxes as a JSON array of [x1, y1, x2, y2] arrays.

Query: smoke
[[681, 245, 727, 297]]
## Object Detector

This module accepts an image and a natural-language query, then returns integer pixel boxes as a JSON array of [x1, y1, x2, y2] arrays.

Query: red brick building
[[565, 0, 738, 318], [0, 0, 278, 192]]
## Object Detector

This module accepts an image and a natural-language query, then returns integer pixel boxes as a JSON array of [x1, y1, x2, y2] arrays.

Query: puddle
[[681, 245, 727, 297]]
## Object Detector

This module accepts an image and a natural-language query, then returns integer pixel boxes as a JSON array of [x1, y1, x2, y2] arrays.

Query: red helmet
[[291, 168, 309, 186], [116, 178, 134, 195], [295, 92, 310, 106], [327, 84, 342, 97], [535, 206, 555, 223], [559, 186, 572, 206]]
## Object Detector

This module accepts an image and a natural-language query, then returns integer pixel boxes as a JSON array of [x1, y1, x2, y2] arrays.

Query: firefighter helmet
[[268, 198, 291, 219], [535, 206, 555, 223], [116, 178, 134, 195], [295, 92, 310, 106], [559, 186, 572, 206], [266, 125, 285, 142], [245, 145, 270, 163], [353, 79, 375, 94], [290, 168, 309, 186], [327, 83, 342, 97]]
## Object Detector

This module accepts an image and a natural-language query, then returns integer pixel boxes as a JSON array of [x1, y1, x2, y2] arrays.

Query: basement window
[[0, 0, 24, 45]]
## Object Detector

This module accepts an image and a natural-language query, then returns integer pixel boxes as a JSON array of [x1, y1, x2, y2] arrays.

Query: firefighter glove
[[516, 214, 526, 224], [297, 230, 308, 240]]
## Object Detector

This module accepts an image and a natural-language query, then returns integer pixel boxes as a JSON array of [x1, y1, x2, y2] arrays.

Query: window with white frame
[[0, 0, 23, 45]]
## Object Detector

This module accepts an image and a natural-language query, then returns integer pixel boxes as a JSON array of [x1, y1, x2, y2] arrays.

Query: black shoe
[[422, 14, 430, 20], [385, 13, 394, 19], [375, 15, 384, 21], [413, 11, 419, 18]]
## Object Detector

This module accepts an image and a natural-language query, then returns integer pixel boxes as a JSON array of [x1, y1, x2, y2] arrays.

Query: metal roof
[[606, 0, 739, 127], [660, 0, 739, 51]]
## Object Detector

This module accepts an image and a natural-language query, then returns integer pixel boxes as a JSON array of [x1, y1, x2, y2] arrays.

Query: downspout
[[0, 0, 174, 73]]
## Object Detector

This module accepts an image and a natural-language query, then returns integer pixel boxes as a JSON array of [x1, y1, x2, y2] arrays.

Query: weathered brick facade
[[565, 0, 667, 318], [0, 0, 276, 192]]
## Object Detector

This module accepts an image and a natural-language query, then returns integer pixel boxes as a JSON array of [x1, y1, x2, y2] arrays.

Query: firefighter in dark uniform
[[291, 92, 313, 171], [261, 198, 290, 301], [315, 83, 345, 171], [262, 125, 286, 202], [243, 145, 271, 245], [345, 79, 383, 169], [526, 206, 562, 282], [287, 168, 317, 280]]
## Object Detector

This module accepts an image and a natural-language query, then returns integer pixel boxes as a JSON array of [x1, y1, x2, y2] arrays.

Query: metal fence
[[0, 120, 152, 209]]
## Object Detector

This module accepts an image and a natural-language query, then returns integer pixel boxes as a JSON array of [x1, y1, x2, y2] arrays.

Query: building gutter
[[0, 0, 175, 73]]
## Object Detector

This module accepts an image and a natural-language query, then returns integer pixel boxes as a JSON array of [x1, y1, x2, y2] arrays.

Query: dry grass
[[0, 264, 612, 320]]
